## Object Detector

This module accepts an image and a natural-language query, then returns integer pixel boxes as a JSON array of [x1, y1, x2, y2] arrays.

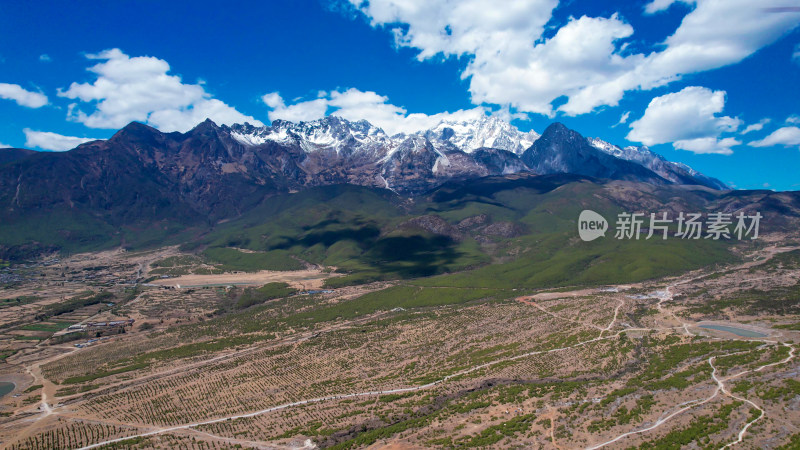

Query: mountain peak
[[536, 122, 587, 151], [541, 122, 571, 136], [118, 120, 156, 133], [111, 121, 162, 142], [185, 118, 223, 140]]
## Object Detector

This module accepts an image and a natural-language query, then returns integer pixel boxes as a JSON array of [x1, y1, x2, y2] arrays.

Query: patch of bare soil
[[150, 268, 339, 290]]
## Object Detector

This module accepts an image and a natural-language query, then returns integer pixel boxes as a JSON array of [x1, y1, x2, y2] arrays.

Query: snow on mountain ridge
[[230, 115, 539, 156], [588, 137, 622, 156], [588, 137, 724, 188], [424, 115, 539, 155], [226, 116, 722, 189], [230, 116, 392, 156]]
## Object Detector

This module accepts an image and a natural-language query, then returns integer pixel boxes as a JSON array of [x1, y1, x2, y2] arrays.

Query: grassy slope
[[415, 180, 734, 288], [0, 206, 199, 259], [200, 178, 735, 288], [2, 178, 737, 290], [200, 185, 491, 277]]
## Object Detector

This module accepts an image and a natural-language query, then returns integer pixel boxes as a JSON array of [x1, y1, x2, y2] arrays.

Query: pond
[[0, 382, 15, 398], [698, 324, 767, 338]]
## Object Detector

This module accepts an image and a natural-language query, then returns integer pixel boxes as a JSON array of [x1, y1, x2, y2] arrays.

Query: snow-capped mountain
[[220, 115, 725, 192], [1, 115, 725, 226], [224, 116, 541, 191], [230, 115, 538, 157], [0, 116, 729, 247]]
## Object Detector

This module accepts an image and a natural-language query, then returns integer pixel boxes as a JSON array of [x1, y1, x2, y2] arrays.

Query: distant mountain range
[[224, 115, 726, 192], [0, 116, 739, 259], [0, 116, 726, 219]]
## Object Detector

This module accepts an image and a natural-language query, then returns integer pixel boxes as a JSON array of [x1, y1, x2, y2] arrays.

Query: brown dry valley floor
[[0, 245, 798, 449]]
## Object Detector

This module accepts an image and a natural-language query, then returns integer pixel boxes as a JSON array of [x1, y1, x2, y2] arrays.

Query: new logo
[[578, 210, 608, 242]]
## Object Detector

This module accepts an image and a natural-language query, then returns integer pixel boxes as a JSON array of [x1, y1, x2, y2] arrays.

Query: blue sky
[[1, 0, 799, 189]]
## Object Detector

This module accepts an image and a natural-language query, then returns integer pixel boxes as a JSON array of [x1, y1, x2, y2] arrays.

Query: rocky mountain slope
[[587, 137, 728, 189]]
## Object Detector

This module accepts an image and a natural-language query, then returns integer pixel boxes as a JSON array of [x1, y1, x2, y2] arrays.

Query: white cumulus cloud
[[644, 0, 680, 14], [627, 86, 741, 154], [741, 118, 771, 134], [23, 129, 101, 151], [673, 137, 740, 155], [59, 48, 263, 132], [349, 0, 800, 117], [262, 88, 486, 135], [262, 92, 330, 124], [749, 126, 800, 148], [352, 0, 558, 60], [0, 83, 48, 108]]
